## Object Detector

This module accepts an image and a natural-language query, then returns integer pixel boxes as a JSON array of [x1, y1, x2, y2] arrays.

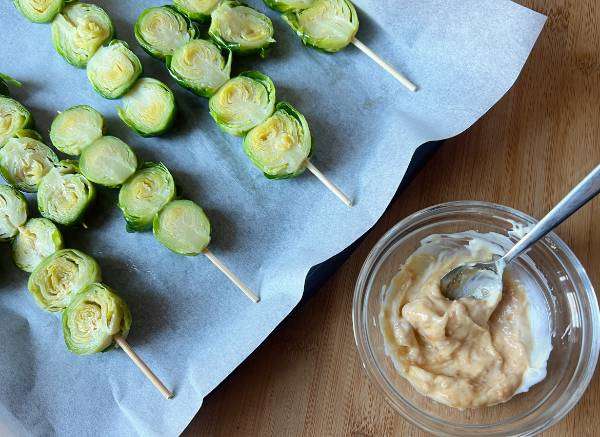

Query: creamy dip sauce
[[379, 232, 551, 409]]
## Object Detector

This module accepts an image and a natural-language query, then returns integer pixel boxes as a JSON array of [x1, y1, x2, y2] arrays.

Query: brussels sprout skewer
[[153, 199, 260, 302], [62, 282, 173, 399], [244, 101, 353, 206], [266, 0, 417, 92]]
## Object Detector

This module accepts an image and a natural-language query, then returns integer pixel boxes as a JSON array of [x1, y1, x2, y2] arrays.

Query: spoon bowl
[[441, 163, 600, 300], [440, 257, 503, 301]]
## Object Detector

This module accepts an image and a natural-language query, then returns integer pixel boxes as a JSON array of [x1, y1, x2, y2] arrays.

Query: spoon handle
[[503, 164, 600, 264]]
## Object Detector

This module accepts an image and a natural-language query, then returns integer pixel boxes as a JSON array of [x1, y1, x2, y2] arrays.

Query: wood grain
[[185, 0, 600, 435]]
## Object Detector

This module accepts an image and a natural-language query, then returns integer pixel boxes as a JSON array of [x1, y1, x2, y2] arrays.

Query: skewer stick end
[[115, 335, 174, 400], [203, 248, 260, 303], [351, 37, 418, 93], [305, 160, 354, 207]]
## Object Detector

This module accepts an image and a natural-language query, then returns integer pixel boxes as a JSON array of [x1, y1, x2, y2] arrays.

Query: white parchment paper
[[0, 0, 545, 435]]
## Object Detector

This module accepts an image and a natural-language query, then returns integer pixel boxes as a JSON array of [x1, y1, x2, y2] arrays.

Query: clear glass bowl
[[353, 201, 600, 436]]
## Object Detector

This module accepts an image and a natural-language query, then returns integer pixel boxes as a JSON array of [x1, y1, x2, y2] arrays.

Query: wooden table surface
[[185, 0, 600, 435]]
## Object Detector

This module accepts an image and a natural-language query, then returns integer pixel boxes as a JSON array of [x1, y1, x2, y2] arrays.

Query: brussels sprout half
[[62, 282, 131, 355], [134, 5, 197, 60], [12, 218, 64, 272], [37, 161, 95, 225], [87, 40, 142, 99], [117, 78, 176, 137], [79, 136, 137, 187], [0, 73, 23, 97], [166, 39, 232, 98], [209, 1, 275, 57], [0, 136, 58, 192], [50, 105, 105, 156], [153, 199, 211, 255], [209, 71, 275, 136], [263, 0, 315, 13], [282, 0, 358, 53], [0, 184, 27, 241], [13, 0, 64, 23], [243, 101, 311, 179], [51, 2, 114, 68], [28, 248, 101, 312], [0, 96, 33, 148], [118, 162, 175, 232], [173, 0, 221, 22]]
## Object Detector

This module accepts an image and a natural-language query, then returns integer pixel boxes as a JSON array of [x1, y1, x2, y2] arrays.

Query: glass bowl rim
[[352, 200, 600, 436]]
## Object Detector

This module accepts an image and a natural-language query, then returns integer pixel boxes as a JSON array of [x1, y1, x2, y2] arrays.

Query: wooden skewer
[[203, 248, 260, 303], [352, 37, 417, 92], [305, 160, 353, 207], [115, 335, 174, 399]]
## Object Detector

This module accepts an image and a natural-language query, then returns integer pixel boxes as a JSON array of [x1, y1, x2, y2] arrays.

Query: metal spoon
[[441, 164, 600, 301]]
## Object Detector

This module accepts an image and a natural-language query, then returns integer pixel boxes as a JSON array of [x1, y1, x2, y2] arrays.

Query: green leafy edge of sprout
[[262, 0, 315, 13], [0, 73, 22, 97]]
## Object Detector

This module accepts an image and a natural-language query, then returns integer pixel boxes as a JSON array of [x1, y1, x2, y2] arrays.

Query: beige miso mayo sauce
[[379, 231, 552, 409]]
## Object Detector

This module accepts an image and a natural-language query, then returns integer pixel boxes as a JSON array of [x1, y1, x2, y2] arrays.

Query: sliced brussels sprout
[[12, 218, 64, 272], [173, 0, 221, 22], [13, 0, 65, 23], [51, 2, 114, 68], [0, 184, 27, 241], [62, 282, 131, 355], [118, 162, 175, 232], [0, 136, 58, 192], [263, 0, 315, 13], [79, 136, 137, 187], [166, 39, 232, 98], [50, 105, 105, 156], [0, 73, 22, 97], [37, 161, 95, 225], [209, 71, 275, 136], [243, 101, 311, 179], [117, 78, 176, 137], [86, 40, 143, 99], [0, 96, 33, 148], [28, 248, 101, 312], [153, 199, 211, 255], [209, 1, 275, 57], [282, 0, 358, 53], [134, 5, 196, 60]]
